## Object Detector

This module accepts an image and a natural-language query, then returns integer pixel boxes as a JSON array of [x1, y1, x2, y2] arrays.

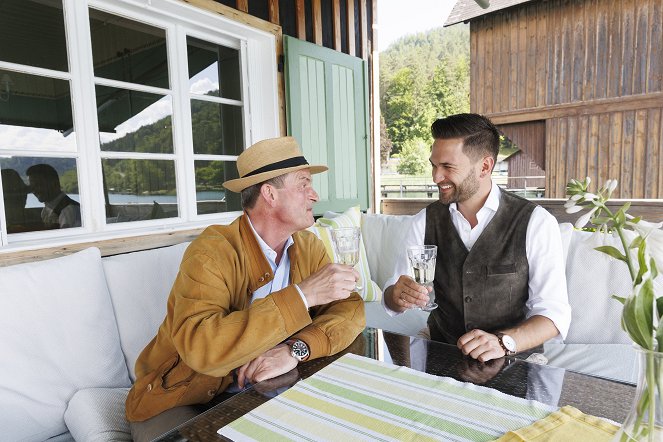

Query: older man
[[384, 114, 570, 363], [126, 137, 365, 440]]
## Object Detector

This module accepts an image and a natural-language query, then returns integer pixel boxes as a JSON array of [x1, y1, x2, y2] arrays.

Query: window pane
[[0, 70, 76, 152], [0, 0, 68, 71], [191, 100, 243, 155], [194, 160, 241, 214], [1, 157, 81, 233], [187, 37, 241, 100], [89, 9, 169, 89], [102, 159, 177, 223], [97, 86, 173, 153]]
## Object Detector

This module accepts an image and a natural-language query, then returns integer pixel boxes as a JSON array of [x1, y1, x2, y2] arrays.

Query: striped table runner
[[218, 354, 556, 441]]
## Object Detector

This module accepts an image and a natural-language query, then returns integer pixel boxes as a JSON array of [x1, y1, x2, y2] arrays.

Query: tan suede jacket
[[125, 215, 365, 421]]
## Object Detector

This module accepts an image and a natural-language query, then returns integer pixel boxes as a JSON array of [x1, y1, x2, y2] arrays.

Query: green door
[[284, 35, 370, 215]]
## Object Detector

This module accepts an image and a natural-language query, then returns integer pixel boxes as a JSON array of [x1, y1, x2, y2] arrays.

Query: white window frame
[[0, 0, 279, 251]]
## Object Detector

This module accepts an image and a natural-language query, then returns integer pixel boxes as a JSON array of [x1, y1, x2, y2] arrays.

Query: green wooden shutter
[[284, 35, 370, 215]]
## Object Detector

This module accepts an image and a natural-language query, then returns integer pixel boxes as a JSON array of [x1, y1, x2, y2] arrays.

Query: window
[[0, 0, 278, 249]]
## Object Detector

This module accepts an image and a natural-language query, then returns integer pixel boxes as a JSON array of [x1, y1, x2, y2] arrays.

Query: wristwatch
[[496, 333, 517, 356], [286, 339, 310, 362]]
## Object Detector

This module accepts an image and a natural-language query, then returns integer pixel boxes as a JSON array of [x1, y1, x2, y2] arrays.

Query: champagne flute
[[407, 245, 437, 311], [330, 227, 363, 292]]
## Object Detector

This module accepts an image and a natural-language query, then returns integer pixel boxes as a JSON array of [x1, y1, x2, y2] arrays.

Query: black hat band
[[243, 156, 309, 178]]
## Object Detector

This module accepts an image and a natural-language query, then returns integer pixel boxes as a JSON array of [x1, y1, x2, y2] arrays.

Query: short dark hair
[[240, 174, 286, 209], [431, 113, 500, 165], [26, 164, 60, 184]]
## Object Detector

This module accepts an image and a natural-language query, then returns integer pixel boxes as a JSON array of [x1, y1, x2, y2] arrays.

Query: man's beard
[[438, 170, 480, 204]]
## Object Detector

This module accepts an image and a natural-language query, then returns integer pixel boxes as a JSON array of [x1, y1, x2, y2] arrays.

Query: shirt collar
[[245, 214, 294, 264], [449, 181, 501, 215]]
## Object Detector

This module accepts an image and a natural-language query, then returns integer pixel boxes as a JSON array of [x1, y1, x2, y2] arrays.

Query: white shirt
[[384, 182, 571, 339], [42, 192, 81, 228], [246, 216, 308, 308]]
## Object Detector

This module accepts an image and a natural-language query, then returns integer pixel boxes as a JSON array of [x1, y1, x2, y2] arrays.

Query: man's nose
[[309, 188, 319, 202]]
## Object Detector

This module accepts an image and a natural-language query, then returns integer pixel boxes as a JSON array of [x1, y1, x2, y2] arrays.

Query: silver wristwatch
[[287, 339, 310, 361], [496, 333, 517, 356]]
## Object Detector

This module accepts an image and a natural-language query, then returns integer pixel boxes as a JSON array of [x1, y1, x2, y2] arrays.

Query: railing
[[380, 175, 546, 199]]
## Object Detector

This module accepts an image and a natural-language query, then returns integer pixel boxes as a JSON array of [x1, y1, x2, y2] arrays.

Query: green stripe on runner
[[298, 378, 496, 441], [228, 413, 304, 442], [338, 356, 551, 419]]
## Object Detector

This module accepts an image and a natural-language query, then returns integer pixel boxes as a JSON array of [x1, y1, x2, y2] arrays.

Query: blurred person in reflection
[[26, 164, 81, 229], [1, 168, 31, 233], [125, 136, 365, 442], [383, 113, 571, 362]]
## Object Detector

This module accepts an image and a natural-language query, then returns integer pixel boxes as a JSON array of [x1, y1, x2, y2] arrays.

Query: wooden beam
[[268, 0, 279, 24], [0, 228, 206, 267], [486, 91, 663, 125], [236, 0, 248, 13], [295, 0, 306, 40], [333, 0, 342, 51], [312, 0, 322, 45], [182, 0, 281, 36], [347, 0, 355, 56], [359, 0, 368, 59]]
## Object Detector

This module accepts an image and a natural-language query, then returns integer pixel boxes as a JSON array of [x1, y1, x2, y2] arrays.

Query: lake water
[[25, 191, 225, 208]]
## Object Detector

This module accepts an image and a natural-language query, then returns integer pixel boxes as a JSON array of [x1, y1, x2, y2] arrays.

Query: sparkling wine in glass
[[330, 227, 363, 292], [407, 245, 438, 311]]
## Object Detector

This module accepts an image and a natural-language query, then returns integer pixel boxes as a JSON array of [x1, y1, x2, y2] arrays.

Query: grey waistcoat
[[425, 190, 536, 344]]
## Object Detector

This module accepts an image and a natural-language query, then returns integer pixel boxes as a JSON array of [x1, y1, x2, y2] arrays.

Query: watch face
[[502, 335, 517, 352], [291, 340, 309, 361]]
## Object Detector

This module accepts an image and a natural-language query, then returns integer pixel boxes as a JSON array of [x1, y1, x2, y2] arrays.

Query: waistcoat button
[[464, 296, 472, 303]]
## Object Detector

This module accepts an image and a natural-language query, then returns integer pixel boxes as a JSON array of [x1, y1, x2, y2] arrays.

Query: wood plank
[[517, 7, 527, 109], [566, 116, 578, 184], [606, 0, 622, 98], [236, 0, 248, 13], [525, 2, 536, 108], [485, 91, 663, 125], [620, 111, 635, 198], [609, 112, 623, 193], [571, 0, 584, 102], [509, 13, 518, 111], [0, 228, 205, 267], [332, 0, 341, 51], [295, 0, 306, 39], [560, 0, 572, 104], [476, 19, 486, 113], [545, 118, 556, 196], [557, 117, 568, 198], [359, 0, 368, 59], [587, 114, 599, 182], [597, 113, 611, 186], [312, 0, 322, 45], [582, 0, 596, 101], [491, 15, 501, 112], [535, 0, 547, 107], [649, 0, 663, 92], [620, 0, 635, 96], [645, 109, 660, 198], [501, 10, 511, 111], [633, 1, 649, 95], [268, 0, 280, 24], [594, 0, 608, 99], [381, 198, 663, 223], [347, 0, 355, 56], [484, 17, 494, 114], [659, 108, 663, 197], [470, 24, 478, 111], [577, 114, 589, 179], [633, 109, 647, 197], [182, 0, 281, 35]]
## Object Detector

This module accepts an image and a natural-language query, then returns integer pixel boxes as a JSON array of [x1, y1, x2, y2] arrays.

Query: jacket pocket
[[486, 263, 516, 275], [161, 354, 195, 390]]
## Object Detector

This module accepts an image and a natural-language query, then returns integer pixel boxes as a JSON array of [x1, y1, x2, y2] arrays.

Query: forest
[[379, 24, 471, 174]]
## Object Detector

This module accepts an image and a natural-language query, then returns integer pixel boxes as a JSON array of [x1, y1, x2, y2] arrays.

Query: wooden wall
[[469, 0, 663, 198]]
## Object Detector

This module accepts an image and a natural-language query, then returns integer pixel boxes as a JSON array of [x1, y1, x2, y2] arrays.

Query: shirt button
[[146, 384, 152, 392], [465, 270, 473, 274], [464, 296, 472, 303]]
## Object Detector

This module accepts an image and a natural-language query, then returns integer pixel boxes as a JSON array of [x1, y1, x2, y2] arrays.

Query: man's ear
[[480, 156, 494, 178], [259, 183, 278, 207]]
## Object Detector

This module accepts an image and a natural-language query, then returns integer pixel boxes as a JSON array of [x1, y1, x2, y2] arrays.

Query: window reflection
[[187, 37, 241, 100], [191, 100, 243, 155], [89, 9, 169, 89], [0, 70, 75, 151], [0, 0, 68, 72], [102, 159, 178, 223], [194, 160, 240, 215], [1, 157, 81, 233], [97, 86, 173, 154]]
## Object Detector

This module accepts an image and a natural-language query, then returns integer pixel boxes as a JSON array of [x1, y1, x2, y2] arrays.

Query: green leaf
[[612, 295, 627, 305], [651, 257, 659, 280], [595, 245, 627, 262], [635, 241, 649, 286], [592, 216, 611, 225], [630, 216, 642, 224], [621, 201, 632, 214], [629, 236, 644, 250], [621, 281, 655, 350]]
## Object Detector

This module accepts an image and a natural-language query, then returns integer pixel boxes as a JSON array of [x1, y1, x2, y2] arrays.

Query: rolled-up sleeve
[[525, 206, 572, 339]]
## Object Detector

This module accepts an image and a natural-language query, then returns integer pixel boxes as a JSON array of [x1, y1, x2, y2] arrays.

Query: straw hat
[[223, 136, 327, 192]]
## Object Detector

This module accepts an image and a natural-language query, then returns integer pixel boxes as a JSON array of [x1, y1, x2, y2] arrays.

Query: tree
[[396, 138, 430, 175], [379, 115, 393, 167]]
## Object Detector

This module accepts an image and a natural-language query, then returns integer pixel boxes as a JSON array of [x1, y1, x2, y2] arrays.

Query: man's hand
[[236, 344, 298, 389], [384, 275, 431, 312], [457, 329, 505, 362], [298, 263, 359, 307]]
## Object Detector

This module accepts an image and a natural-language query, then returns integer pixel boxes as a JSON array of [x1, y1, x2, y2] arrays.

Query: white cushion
[[360, 213, 415, 289], [564, 229, 632, 344], [558, 222, 574, 264], [103, 242, 190, 381], [0, 248, 130, 442], [64, 387, 131, 442], [543, 343, 638, 384]]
